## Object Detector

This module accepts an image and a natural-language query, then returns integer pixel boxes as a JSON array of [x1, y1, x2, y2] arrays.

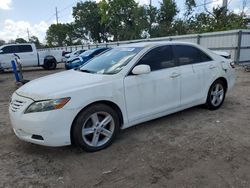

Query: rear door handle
[[209, 65, 216, 69], [170, 72, 180, 78]]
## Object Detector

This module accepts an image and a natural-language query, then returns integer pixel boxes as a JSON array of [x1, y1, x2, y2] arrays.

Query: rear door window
[[173, 45, 212, 66], [17, 45, 33, 53]]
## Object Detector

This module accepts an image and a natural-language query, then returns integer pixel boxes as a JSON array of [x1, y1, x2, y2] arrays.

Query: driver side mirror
[[132, 64, 151, 75], [0, 50, 3, 54]]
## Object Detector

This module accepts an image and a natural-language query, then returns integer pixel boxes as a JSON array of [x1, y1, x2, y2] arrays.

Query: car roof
[[119, 41, 198, 48], [91, 47, 110, 50]]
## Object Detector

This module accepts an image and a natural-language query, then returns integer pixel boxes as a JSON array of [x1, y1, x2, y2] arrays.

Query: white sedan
[[9, 42, 236, 152]]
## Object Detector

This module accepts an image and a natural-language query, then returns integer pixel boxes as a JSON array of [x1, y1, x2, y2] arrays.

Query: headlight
[[25, 97, 70, 114]]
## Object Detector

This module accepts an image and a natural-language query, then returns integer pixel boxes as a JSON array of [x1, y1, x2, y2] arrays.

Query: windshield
[[79, 47, 142, 75], [74, 49, 85, 55], [80, 48, 98, 57]]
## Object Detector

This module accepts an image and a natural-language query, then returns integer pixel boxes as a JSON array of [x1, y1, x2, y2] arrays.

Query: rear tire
[[206, 80, 226, 110], [72, 104, 120, 152], [43, 58, 57, 70]]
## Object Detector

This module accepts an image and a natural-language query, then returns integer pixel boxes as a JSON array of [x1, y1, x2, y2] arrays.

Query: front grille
[[10, 99, 26, 112]]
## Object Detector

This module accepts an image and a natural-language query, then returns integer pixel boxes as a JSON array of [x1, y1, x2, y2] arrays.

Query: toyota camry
[[9, 42, 236, 152]]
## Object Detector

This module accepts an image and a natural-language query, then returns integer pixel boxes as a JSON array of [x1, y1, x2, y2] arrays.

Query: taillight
[[230, 62, 235, 68]]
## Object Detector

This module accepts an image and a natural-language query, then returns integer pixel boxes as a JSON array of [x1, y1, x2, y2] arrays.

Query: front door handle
[[170, 72, 180, 78]]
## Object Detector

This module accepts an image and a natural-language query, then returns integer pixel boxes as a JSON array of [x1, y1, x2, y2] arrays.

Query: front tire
[[72, 104, 120, 152], [206, 80, 226, 110]]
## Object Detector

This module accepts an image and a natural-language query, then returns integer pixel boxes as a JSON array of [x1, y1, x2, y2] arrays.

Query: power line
[[178, 0, 220, 12], [228, 0, 233, 5], [196, 0, 220, 8], [58, 2, 77, 12], [45, 13, 56, 23], [55, 1, 79, 24], [43, 1, 79, 24]]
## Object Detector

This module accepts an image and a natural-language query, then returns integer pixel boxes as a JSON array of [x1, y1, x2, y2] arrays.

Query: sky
[[0, 0, 248, 43]]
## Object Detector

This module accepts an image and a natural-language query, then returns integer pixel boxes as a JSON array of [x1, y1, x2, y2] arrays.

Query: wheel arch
[[43, 55, 56, 64], [70, 100, 124, 145], [214, 77, 228, 91], [205, 76, 228, 102]]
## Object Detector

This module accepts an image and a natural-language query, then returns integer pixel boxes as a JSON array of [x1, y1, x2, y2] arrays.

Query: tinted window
[[80, 49, 97, 57], [17, 45, 32, 53], [92, 48, 108, 56], [200, 51, 212, 62], [136, 45, 175, 71], [1, 46, 18, 54], [173, 45, 212, 65], [74, 49, 85, 55]]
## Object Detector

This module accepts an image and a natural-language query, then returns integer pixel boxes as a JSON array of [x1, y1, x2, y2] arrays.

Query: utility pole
[[27, 28, 30, 42], [55, 7, 59, 24], [222, 0, 228, 14], [149, 0, 152, 37]]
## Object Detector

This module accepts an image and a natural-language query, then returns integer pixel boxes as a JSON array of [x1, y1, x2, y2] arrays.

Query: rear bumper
[[227, 69, 236, 91]]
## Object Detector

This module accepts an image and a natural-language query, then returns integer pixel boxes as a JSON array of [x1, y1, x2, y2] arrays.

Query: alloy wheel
[[82, 112, 115, 147], [210, 83, 224, 107]]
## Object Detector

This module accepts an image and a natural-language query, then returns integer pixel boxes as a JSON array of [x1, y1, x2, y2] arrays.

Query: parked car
[[65, 47, 110, 69], [0, 43, 63, 71], [9, 42, 236, 152], [62, 49, 86, 63]]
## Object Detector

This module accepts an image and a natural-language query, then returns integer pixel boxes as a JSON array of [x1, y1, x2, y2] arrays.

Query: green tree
[[46, 24, 67, 46], [46, 23, 78, 47], [185, 0, 196, 18], [73, 1, 103, 42], [188, 8, 247, 33], [44, 0, 248, 46], [15, 38, 27, 43], [99, 0, 148, 41], [63, 23, 82, 45], [157, 0, 179, 36], [29, 36, 43, 49], [211, 8, 247, 31], [147, 5, 159, 37], [0, 39, 5, 46]]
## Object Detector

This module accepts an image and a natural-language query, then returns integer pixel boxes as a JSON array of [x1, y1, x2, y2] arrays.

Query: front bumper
[[9, 93, 77, 147]]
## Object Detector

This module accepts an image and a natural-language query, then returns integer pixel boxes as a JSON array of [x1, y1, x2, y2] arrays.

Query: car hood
[[16, 70, 109, 100]]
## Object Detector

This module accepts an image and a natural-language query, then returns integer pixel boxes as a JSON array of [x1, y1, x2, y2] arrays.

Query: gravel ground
[[0, 64, 250, 188]]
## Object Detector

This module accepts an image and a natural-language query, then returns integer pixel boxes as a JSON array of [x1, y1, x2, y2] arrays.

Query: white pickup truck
[[0, 43, 63, 71]]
